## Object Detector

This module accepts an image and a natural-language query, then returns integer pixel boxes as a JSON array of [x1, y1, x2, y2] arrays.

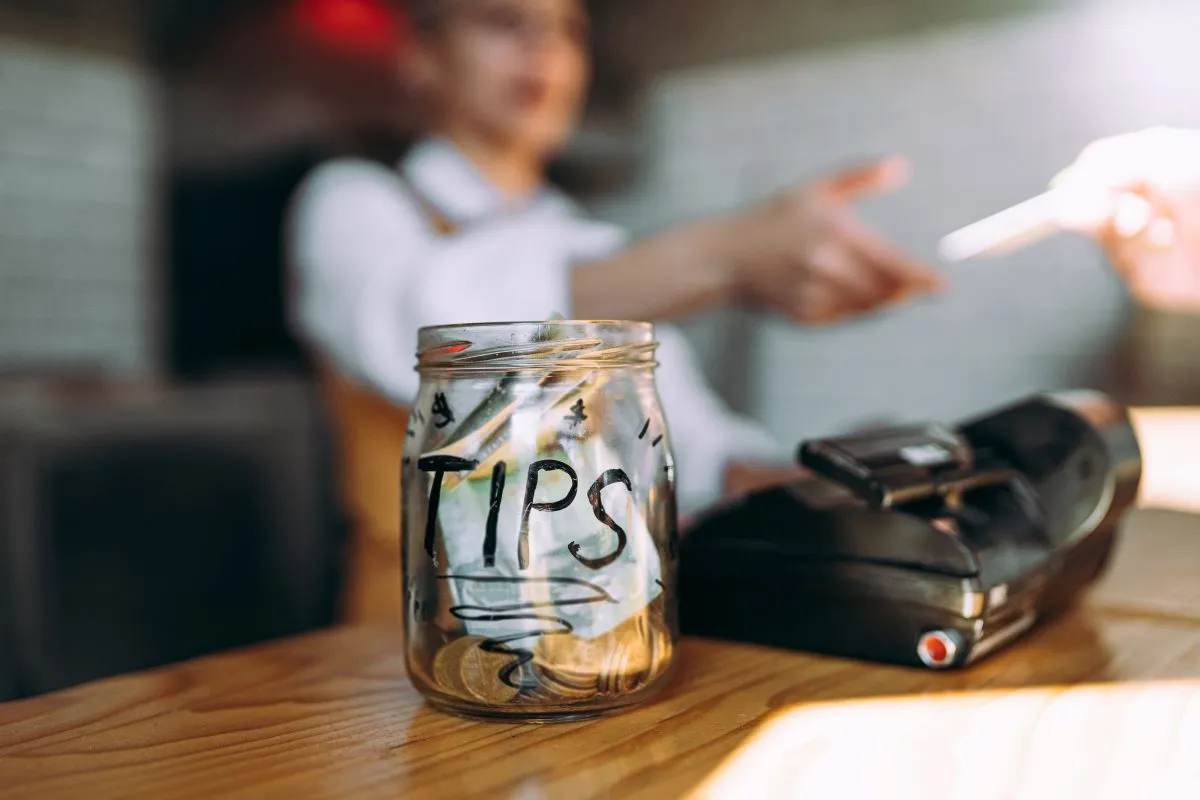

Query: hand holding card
[[939, 127, 1200, 313]]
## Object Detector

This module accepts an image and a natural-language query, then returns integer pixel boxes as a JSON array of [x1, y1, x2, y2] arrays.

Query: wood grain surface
[[2, 509, 1199, 800]]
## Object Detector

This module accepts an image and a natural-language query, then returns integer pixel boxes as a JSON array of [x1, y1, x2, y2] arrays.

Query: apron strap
[[320, 168, 459, 623], [398, 175, 459, 238]]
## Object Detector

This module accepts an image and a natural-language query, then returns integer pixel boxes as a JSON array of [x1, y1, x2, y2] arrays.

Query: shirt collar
[[399, 136, 575, 226]]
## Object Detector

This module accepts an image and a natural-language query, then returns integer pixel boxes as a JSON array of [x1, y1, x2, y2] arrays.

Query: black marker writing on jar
[[569, 469, 631, 570], [518, 460, 578, 570], [431, 392, 455, 429], [482, 462, 506, 568], [418, 458, 637, 571], [438, 574, 617, 689], [565, 399, 587, 426], [639, 418, 663, 447], [417, 455, 480, 562]]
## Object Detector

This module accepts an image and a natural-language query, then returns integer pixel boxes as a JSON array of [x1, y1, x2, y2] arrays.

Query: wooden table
[[3, 509, 1200, 799]]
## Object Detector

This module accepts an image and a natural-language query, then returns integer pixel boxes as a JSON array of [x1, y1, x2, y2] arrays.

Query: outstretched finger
[[818, 156, 912, 202]]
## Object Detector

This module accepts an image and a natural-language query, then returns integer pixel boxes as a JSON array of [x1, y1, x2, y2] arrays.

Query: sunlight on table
[[689, 680, 1200, 799], [1130, 408, 1200, 516]]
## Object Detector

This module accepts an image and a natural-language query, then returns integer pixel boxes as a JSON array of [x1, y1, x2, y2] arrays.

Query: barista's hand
[[1053, 127, 1200, 312], [727, 157, 944, 325]]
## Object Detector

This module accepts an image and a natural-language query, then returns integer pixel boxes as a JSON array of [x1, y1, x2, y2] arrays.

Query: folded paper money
[[424, 372, 663, 643]]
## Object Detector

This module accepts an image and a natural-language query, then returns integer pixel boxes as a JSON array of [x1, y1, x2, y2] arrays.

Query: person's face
[[419, 0, 590, 158]]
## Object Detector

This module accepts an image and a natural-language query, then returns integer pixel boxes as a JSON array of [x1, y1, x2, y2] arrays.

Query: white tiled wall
[[594, 0, 1200, 442], [0, 33, 154, 374]]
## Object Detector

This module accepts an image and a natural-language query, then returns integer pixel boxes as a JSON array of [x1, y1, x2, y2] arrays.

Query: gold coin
[[530, 632, 601, 701], [599, 634, 629, 694], [528, 672, 592, 703], [458, 641, 521, 706], [619, 616, 657, 687], [514, 674, 561, 705], [598, 642, 638, 695], [531, 662, 600, 702], [533, 613, 656, 698], [647, 627, 675, 685], [611, 618, 676, 696], [604, 624, 660, 695], [432, 636, 485, 701], [534, 612, 649, 676], [534, 632, 601, 678]]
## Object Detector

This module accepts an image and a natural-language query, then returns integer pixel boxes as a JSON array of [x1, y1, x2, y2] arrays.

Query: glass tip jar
[[402, 320, 679, 722]]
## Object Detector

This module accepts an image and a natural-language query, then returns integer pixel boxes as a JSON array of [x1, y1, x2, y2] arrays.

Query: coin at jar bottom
[[531, 611, 670, 700], [516, 672, 588, 705], [533, 613, 652, 675], [599, 617, 676, 696], [596, 640, 653, 696], [432, 636, 485, 701], [529, 659, 601, 702], [605, 626, 673, 695], [649, 627, 674, 682], [458, 641, 522, 706]]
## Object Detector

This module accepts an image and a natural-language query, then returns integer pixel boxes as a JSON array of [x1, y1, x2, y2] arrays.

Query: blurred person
[[285, 0, 943, 620], [1051, 126, 1200, 515]]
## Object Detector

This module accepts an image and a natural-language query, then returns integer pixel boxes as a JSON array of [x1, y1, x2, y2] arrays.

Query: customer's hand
[[727, 157, 944, 325], [1053, 127, 1200, 312]]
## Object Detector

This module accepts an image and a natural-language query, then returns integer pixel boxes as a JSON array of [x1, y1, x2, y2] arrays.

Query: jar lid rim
[[416, 320, 657, 372], [417, 320, 653, 335]]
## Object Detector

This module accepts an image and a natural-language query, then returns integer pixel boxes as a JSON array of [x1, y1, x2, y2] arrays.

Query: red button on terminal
[[917, 630, 959, 668]]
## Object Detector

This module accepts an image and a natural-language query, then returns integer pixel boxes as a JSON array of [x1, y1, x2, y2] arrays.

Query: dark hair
[[405, 0, 448, 32], [407, 0, 597, 34]]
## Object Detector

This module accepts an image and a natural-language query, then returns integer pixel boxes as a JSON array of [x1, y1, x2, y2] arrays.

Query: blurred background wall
[[0, 0, 155, 375]]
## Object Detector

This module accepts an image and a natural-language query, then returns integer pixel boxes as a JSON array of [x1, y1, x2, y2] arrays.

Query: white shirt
[[286, 137, 785, 515]]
